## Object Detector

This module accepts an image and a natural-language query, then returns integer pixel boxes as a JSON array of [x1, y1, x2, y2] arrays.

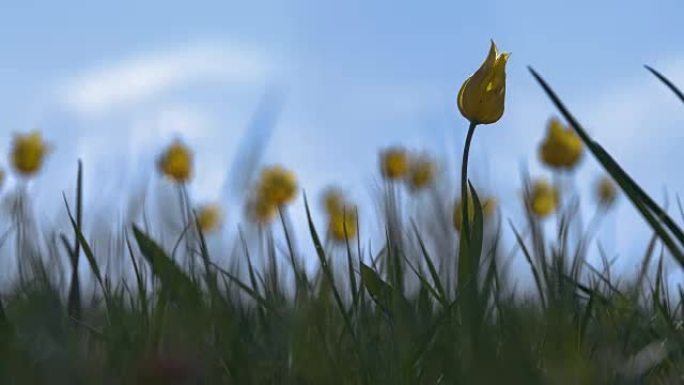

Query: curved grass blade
[[132, 225, 202, 311], [303, 194, 356, 341], [529, 67, 684, 268], [645, 65, 684, 103]]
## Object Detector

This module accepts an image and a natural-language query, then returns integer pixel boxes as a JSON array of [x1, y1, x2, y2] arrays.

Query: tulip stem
[[461, 122, 478, 240]]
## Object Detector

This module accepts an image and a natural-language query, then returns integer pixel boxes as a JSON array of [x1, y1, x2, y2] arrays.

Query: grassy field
[[1, 50, 684, 384]]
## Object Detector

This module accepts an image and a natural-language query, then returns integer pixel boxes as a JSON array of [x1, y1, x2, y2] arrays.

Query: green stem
[[461, 121, 478, 240]]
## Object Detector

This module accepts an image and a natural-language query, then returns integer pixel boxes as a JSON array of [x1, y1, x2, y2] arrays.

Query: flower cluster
[[379, 148, 437, 192]]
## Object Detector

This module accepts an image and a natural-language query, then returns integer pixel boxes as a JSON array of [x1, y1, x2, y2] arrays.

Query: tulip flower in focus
[[457, 40, 510, 125]]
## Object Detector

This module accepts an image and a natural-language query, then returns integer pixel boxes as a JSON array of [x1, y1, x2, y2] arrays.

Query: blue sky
[[1, 1, 684, 278]]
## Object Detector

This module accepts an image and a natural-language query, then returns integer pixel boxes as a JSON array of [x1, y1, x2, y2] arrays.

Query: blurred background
[[1, 0, 683, 280]]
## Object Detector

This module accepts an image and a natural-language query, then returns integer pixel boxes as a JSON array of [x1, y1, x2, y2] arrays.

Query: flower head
[[457, 40, 510, 125], [407, 155, 436, 191], [256, 165, 298, 207], [380, 147, 408, 180], [321, 187, 345, 215], [596, 176, 617, 207], [329, 206, 358, 242], [528, 179, 559, 218], [158, 139, 193, 183], [11, 131, 50, 176], [196, 203, 222, 233], [453, 195, 496, 232], [247, 196, 278, 224], [539, 117, 583, 169]]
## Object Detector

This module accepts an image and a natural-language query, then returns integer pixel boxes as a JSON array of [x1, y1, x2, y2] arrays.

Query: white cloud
[[59, 40, 272, 117]]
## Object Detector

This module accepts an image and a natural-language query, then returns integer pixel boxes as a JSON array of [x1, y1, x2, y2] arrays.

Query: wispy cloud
[[59, 40, 272, 117]]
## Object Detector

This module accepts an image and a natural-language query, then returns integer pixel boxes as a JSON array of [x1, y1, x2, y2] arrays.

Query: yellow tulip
[[196, 203, 222, 233], [11, 131, 50, 176], [528, 179, 559, 218], [329, 206, 358, 242], [380, 147, 408, 180], [457, 40, 510, 125], [321, 187, 345, 215], [256, 165, 298, 207], [453, 195, 496, 232], [158, 139, 193, 183], [596, 176, 617, 207], [407, 155, 436, 191], [539, 117, 583, 169], [247, 195, 278, 224]]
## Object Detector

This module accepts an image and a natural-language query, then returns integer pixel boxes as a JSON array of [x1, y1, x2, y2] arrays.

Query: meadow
[[1, 42, 684, 384]]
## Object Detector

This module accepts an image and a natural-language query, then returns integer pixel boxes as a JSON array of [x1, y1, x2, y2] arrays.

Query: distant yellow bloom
[[528, 179, 559, 218], [0, 169, 5, 188], [321, 187, 345, 215], [457, 40, 510, 125], [453, 195, 496, 232], [407, 155, 436, 191], [158, 139, 192, 183], [380, 147, 408, 180], [247, 195, 278, 224], [257, 165, 298, 206], [329, 206, 358, 242], [539, 117, 583, 169], [11, 131, 50, 176], [196, 203, 222, 233], [596, 176, 617, 207]]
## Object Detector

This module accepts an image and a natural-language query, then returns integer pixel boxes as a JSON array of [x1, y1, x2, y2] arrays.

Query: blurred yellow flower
[[158, 139, 192, 183], [453, 195, 496, 232], [528, 179, 559, 218], [257, 165, 298, 206], [0, 169, 5, 188], [380, 147, 408, 180], [596, 176, 617, 207], [539, 118, 583, 169], [329, 206, 358, 242], [247, 195, 278, 224], [196, 203, 222, 233], [11, 131, 50, 176], [457, 40, 510, 125], [321, 187, 345, 215], [407, 155, 436, 191]]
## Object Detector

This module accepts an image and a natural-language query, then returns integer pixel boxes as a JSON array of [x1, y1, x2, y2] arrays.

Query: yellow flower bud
[[539, 117, 583, 169], [380, 147, 408, 180], [158, 139, 193, 183], [196, 203, 222, 233], [457, 40, 510, 125], [247, 195, 278, 224], [453, 195, 496, 232], [596, 176, 617, 207], [528, 179, 559, 218], [407, 155, 436, 191], [257, 165, 298, 207], [328, 206, 358, 242], [321, 187, 345, 215], [11, 131, 50, 176]]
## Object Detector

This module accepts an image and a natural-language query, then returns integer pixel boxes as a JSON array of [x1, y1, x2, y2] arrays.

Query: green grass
[[0, 67, 684, 384]]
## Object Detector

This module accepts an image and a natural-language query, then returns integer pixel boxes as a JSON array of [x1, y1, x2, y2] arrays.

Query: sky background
[[1, 0, 684, 280]]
